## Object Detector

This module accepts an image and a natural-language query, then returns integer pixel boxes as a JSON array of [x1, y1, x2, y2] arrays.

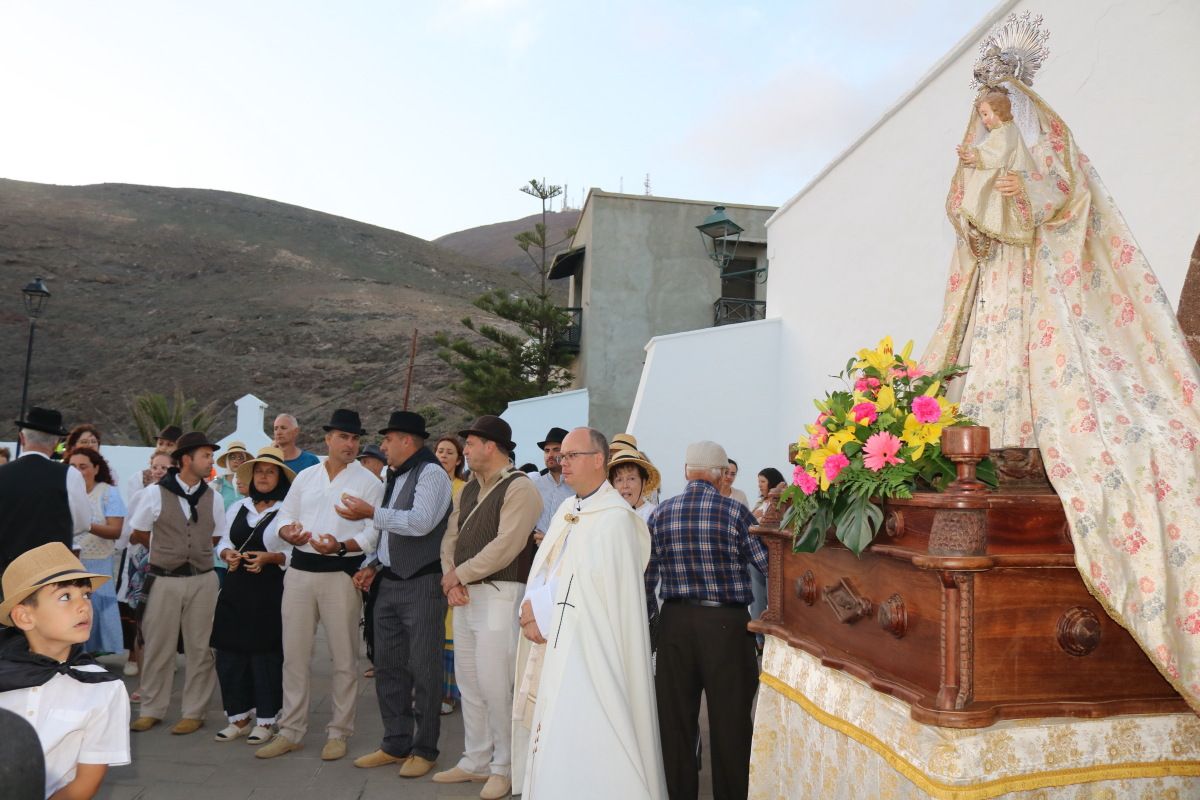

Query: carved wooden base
[[752, 444, 1188, 729]]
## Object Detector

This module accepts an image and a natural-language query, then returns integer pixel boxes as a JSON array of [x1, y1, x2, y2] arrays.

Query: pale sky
[[1, 0, 998, 241]]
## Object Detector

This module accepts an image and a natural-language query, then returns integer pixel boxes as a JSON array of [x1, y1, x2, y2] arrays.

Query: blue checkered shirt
[[645, 479, 769, 619]]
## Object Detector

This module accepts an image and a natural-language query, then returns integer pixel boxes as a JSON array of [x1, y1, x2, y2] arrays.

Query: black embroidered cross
[[553, 575, 576, 648]]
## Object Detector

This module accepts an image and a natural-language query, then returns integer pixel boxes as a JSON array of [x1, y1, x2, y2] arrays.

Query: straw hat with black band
[[607, 450, 661, 496], [610, 432, 639, 453], [234, 446, 298, 486], [216, 441, 251, 470], [0, 543, 109, 627]]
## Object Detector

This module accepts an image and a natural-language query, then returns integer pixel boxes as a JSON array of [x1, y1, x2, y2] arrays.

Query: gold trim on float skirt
[[757, 672, 1200, 800]]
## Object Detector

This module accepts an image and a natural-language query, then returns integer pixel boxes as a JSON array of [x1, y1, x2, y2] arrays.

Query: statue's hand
[[995, 173, 1023, 197], [956, 145, 977, 165]]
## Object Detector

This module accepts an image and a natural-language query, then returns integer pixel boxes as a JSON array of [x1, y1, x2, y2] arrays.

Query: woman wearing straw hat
[[607, 449, 661, 524], [211, 442, 253, 588], [210, 446, 294, 744]]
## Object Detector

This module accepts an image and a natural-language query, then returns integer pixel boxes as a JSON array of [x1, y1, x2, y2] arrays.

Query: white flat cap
[[685, 440, 728, 470]]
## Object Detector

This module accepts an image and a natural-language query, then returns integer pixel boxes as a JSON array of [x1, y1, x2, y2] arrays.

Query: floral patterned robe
[[921, 79, 1200, 714]]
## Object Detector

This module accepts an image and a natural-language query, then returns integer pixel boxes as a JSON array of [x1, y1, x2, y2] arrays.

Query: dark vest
[[150, 485, 216, 572], [0, 456, 73, 574], [453, 471, 526, 584], [384, 462, 450, 579]]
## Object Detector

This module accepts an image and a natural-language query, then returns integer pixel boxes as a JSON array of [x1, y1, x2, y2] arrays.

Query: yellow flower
[[807, 428, 858, 490], [875, 385, 896, 411], [901, 413, 944, 461], [854, 336, 896, 375]]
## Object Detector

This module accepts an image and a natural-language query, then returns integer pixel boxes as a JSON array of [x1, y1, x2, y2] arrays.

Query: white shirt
[[634, 500, 657, 524], [215, 497, 286, 567], [532, 471, 574, 534], [0, 666, 131, 797], [268, 460, 384, 559], [127, 474, 227, 537], [19, 451, 91, 535]]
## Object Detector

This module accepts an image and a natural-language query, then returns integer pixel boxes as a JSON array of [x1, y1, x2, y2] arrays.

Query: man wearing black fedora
[[530, 427, 572, 547], [337, 411, 453, 778], [257, 409, 384, 762], [126, 431, 227, 735], [0, 407, 91, 575], [435, 415, 542, 799]]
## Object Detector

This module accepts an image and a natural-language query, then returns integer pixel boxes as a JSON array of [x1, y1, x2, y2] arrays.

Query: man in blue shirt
[[645, 440, 768, 800], [273, 414, 320, 475]]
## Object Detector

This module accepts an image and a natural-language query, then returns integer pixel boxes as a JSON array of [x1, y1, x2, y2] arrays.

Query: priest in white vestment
[[512, 427, 667, 799]]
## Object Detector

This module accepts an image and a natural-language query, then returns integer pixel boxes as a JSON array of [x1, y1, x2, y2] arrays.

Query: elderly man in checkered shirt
[[644, 440, 769, 800]]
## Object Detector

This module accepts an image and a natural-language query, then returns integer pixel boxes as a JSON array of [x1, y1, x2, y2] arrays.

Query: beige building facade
[[548, 190, 776, 438]]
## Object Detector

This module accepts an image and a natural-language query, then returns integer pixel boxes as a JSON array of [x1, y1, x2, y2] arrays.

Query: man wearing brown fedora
[[256, 409, 384, 762], [339, 410, 453, 778], [126, 431, 226, 735], [435, 415, 542, 800], [0, 407, 91, 575]]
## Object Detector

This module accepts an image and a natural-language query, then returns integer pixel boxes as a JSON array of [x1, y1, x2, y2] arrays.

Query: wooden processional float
[[750, 426, 1188, 729]]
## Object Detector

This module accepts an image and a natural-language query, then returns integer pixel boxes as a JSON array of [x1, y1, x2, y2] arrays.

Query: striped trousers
[[373, 570, 448, 760]]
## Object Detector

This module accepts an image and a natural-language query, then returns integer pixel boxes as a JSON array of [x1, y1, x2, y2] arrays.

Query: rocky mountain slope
[[0, 179, 522, 446]]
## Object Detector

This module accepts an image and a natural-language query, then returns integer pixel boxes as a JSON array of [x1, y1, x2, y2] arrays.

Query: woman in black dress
[[211, 446, 294, 744]]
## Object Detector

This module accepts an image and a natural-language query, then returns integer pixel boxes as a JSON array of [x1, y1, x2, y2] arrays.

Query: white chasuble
[[512, 482, 667, 799]]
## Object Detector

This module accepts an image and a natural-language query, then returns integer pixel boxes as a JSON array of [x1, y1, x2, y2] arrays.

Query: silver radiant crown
[[971, 11, 1051, 89]]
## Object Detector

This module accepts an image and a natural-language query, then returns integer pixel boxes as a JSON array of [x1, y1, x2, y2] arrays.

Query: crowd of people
[[0, 404, 788, 800]]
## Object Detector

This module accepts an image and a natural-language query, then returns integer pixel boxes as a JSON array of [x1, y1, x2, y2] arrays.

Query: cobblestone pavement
[[95, 630, 714, 799]]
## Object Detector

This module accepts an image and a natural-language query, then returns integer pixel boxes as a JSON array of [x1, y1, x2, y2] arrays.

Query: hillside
[[0, 179, 523, 446], [435, 209, 580, 282]]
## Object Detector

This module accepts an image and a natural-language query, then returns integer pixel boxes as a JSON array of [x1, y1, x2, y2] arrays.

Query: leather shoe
[[353, 749, 403, 769], [321, 738, 347, 761], [129, 716, 161, 733], [170, 718, 203, 735], [399, 755, 435, 778], [432, 766, 490, 784], [255, 735, 303, 759], [480, 774, 512, 799]]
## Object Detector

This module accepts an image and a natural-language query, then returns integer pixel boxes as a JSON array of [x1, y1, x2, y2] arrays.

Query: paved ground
[[95, 630, 715, 799]]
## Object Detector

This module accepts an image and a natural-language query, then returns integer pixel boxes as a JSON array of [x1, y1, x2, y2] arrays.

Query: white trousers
[[453, 580, 522, 777]]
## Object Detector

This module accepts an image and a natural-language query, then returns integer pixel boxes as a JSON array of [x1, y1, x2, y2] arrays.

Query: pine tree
[[435, 179, 578, 416]]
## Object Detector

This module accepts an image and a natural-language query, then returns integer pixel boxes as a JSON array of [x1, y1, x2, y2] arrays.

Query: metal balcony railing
[[558, 307, 583, 352], [713, 297, 766, 326]]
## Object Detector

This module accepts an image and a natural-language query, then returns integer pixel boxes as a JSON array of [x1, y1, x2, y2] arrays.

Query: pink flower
[[808, 432, 827, 449], [823, 454, 849, 483], [851, 402, 878, 425], [793, 466, 818, 496], [911, 395, 941, 424], [863, 432, 904, 472], [854, 377, 881, 393]]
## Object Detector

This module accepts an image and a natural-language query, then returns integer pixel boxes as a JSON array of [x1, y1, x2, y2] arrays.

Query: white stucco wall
[[627, 318, 788, 499], [502, 388, 589, 469], [763, 0, 1200, 456]]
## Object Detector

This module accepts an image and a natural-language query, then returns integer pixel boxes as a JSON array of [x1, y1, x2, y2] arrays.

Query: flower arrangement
[[780, 337, 996, 555]]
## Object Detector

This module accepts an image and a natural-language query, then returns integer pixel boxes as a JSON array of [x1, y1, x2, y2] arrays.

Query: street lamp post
[[15, 278, 51, 457]]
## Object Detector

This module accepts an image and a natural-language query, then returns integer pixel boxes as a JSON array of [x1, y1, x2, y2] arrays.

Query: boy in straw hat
[[0, 542, 131, 799]]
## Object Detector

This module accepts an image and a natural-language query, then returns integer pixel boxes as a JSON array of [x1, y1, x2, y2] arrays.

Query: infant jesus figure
[[954, 88, 1037, 252]]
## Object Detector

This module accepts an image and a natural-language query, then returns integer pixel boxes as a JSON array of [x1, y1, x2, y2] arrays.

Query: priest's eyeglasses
[[558, 451, 600, 463]]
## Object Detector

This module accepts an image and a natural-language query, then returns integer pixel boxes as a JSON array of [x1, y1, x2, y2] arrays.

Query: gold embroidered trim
[[757, 671, 1200, 799]]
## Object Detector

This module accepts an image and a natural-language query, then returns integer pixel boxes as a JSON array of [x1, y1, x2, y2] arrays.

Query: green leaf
[[834, 494, 883, 556]]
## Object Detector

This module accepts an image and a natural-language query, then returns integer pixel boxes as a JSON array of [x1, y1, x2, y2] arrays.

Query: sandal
[[247, 725, 273, 744], [215, 723, 250, 742]]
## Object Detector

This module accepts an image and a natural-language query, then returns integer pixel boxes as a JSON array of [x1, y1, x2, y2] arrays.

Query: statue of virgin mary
[[921, 14, 1200, 714]]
